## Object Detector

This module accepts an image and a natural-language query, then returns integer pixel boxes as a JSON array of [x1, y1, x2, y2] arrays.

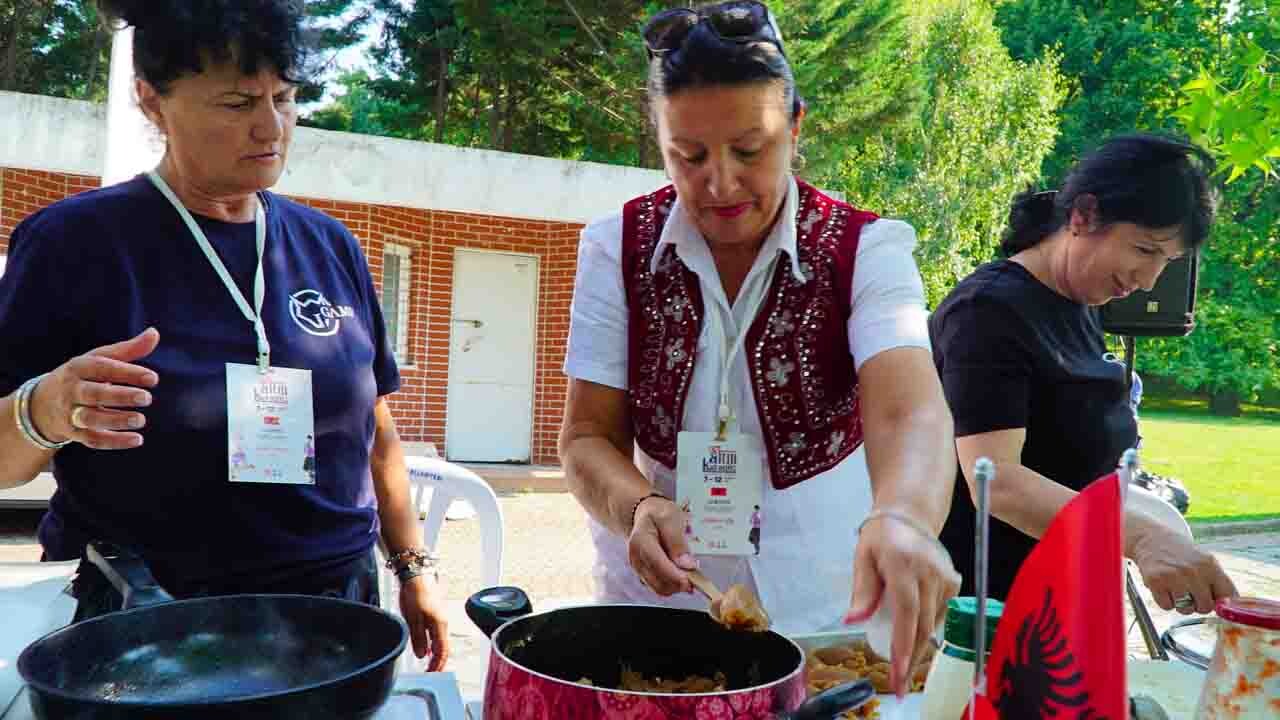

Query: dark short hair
[[97, 0, 310, 94], [646, 3, 804, 122], [1001, 133, 1219, 256]]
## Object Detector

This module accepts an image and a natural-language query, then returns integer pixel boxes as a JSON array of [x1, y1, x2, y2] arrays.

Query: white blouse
[[563, 177, 932, 633]]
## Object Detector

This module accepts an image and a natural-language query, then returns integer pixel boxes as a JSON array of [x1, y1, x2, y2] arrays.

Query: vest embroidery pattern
[[622, 180, 877, 489]]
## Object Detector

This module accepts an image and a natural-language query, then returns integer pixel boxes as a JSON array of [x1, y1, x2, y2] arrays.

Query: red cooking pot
[[466, 587, 874, 720]]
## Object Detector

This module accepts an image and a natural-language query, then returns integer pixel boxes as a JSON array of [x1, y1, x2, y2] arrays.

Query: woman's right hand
[[627, 495, 698, 596], [1130, 521, 1237, 615], [29, 328, 161, 449]]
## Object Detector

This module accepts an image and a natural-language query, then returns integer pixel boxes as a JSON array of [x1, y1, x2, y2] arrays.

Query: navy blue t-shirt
[[0, 175, 400, 594]]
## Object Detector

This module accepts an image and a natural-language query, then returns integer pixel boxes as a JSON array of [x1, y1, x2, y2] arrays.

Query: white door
[[445, 250, 538, 463]]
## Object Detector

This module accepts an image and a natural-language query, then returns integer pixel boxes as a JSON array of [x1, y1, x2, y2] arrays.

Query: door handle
[[452, 318, 484, 328]]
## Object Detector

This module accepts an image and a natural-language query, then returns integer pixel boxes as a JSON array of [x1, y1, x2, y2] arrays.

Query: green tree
[[306, 0, 924, 169], [1, 1, 110, 101], [1, 0, 376, 103], [1146, 17, 1280, 415], [1136, 180, 1280, 415], [995, 0, 1218, 184], [994, 0, 1280, 414], [304, 69, 431, 138], [774, 0, 923, 185], [307, 0, 659, 164], [1175, 41, 1280, 183], [837, 0, 1065, 305]]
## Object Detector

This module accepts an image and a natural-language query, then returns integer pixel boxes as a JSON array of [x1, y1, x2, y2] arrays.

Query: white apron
[[590, 438, 874, 636]]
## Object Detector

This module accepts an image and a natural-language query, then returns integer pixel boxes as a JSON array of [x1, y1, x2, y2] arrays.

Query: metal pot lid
[[1160, 618, 1216, 670]]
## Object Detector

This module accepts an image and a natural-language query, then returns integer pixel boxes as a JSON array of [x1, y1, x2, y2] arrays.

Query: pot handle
[[779, 680, 875, 720], [466, 587, 533, 637], [86, 541, 175, 611]]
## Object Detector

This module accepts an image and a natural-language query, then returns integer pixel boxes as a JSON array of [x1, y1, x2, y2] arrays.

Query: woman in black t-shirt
[[931, 134, 1237, 614]]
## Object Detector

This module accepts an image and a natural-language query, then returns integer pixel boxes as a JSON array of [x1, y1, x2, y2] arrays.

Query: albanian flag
[[966, 471, 1128, 720]]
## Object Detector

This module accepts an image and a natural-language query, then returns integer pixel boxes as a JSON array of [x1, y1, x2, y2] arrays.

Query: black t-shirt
[[930, 260, 1137, 600]]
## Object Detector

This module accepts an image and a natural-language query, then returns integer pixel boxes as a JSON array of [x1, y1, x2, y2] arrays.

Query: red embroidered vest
[[621, 179, 880, 490]]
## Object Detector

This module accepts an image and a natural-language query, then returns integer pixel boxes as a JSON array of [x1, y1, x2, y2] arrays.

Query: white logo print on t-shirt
[[289, 289, 355, 336]]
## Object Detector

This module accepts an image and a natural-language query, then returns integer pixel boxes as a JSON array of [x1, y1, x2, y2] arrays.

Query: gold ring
[[70, 405, 90, 430]]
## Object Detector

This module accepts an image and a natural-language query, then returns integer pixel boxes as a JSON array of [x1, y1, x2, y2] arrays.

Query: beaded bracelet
[[628, 492, 670, 532], [385, 548, 439, 584]]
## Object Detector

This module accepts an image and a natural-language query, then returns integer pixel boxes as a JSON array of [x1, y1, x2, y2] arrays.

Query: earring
[[791, 152, 807, 173]]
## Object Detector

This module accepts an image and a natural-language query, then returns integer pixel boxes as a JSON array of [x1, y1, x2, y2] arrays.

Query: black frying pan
[[17, 543, 409, 719]]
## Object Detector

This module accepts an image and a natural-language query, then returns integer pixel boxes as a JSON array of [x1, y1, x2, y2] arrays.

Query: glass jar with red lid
[[1194, 596, 1280, 718]]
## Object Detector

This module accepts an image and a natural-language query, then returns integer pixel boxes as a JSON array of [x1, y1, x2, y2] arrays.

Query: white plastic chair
[[377, 456, 505, 673]]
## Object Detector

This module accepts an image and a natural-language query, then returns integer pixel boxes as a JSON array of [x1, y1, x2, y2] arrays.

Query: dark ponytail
[[1000, 190, 1062, 256], [999, 133, 1219, 257]]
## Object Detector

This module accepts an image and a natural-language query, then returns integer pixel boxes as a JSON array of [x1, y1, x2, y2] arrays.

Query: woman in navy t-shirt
[[930, 134, 1237, 614], [0, 0, 448, 669]]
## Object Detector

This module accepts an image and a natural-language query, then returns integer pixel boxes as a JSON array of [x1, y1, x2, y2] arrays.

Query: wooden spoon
[[688, 569, 723, 606], [689, 569, 771, 632]]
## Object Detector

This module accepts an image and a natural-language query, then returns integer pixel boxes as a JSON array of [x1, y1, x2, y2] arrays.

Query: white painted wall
[[280, 128, 668, 224], [0, 90, 668, 224], [0, 93, 106, 178]]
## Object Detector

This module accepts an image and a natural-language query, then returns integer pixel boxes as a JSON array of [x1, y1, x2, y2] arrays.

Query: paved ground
[[2, 493, 1277, 703]]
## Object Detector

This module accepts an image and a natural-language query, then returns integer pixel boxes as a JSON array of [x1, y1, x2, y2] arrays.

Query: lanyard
[[713, 255, 777, 440], [147, 171, 271, 372]]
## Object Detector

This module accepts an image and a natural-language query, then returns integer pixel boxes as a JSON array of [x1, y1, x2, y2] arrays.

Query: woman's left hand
[[1130, 522, 1237, 615], [845, 511, 960, 697], [399, 575, 450, 671]]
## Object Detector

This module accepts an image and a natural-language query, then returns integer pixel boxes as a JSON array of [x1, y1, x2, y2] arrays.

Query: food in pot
[[576, 668, 728, 693], [620, 667, 728, 693], [715, 584, 771, 632], [805, 637, 934, 694]]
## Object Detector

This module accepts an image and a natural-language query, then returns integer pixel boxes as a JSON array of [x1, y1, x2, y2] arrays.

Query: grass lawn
[[1137, 399, 1280, 524]]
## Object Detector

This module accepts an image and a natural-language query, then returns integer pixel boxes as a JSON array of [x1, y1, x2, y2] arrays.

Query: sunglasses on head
[[642, 1, 784, 59]]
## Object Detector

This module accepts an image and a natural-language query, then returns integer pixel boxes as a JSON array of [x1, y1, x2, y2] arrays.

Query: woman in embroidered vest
[[932, 134, 1238, 613], [560, 1, 958, 695]]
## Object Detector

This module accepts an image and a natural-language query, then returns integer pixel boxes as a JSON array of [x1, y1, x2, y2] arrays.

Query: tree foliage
[[304, 0, 659, 164], [8, 0, 1275, 410], [303, 0, 926, 170], [0, 1, 110, 100], [0, 1, 375, 102], [993, 0, 1280, 412], [838, 0, 1065, 304], [773, 0, 923, 184], [1175, 41, 1280, 183]]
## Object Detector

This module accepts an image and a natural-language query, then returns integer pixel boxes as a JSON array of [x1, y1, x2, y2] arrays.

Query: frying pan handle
[[387, 688, 444, 709], [86, 541, 175, 610], [466, 586, 533, 637], [778, 680, 875, 720]]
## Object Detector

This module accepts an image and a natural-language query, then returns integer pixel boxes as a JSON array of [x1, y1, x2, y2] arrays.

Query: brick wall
[[1, 166, 583, 465], [0, 168, 100, 252]]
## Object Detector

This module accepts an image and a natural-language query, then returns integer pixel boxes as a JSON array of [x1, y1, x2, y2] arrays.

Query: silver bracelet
[[396, 566, 439, 585], [858, 508, 950, 559], [14, 375, 70, 450]]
